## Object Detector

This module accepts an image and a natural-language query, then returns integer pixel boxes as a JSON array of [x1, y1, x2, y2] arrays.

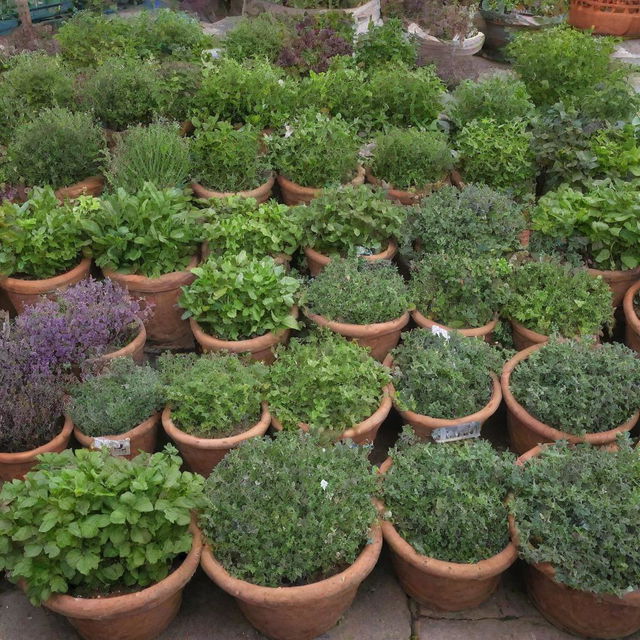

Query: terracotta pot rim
[[98, 318, 147, 362], [0, 416, 73, 464], [303, 240, 398, 267], [44, 520, 202, 618], [0, 257, 91, 294], [72, 412, 160, 449], [162, 403, 271, 450], [190, 173, 275, 200], [411, 311, 499, 338], [623, 279, 640, 337], [54, 176, 105, 201], [277, 165, 365, 196], [304, 310, 410, 339], [378, 457, 517, 579], [587, 264, 640, 280], [200, 524, 382, 604], [365, 168, 449, 199], [102, 255, 199, 293], [502, 344, 639, 443], [509, 318, 549, 344]]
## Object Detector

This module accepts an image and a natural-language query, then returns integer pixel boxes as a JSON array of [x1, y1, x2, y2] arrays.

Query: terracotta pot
[[569, 0, 640, 36], [270, 387, 392, 445], [277, 166, 366, 206], [623, 279, 640, 353], [43, 521, 202, 640], [0, 257, 91, 314], [304, 241, 397, 277], [303, 310, 410, 361], [98, 318, 147, 365], [200, 525, 382, 640], [0, 416, 73, 481], [72, 412, 160, 460], [189, 307, 298, 365], [190, 173, 275, 204], [365, 169, 449, 205], [411, 311, 498, 342], [501, 344, 639, 455], [378, 457, 517, 611], [103, 256, 198, 350], [588, 265, 640, 307], [54, 176, 105, 202], [180, 120, 194, 136], [162, 403, 271, 476], [509, 319, 549, 351]]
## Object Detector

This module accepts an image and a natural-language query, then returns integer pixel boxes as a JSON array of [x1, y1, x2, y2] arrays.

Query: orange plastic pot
[[365, 169, 449, 205], [623, 279, 640, 353], [570, 0, 640, 36], [411, 311, 498, 342], [304, 241, 397, 277], [54, 176, 105, 202], [191, 173, 275, 204], [277, 166, 365, 205]]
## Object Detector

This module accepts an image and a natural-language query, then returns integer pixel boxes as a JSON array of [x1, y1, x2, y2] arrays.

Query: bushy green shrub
[[7, 108, 105, 189], [156, 61, 202, 122], [223, 14, 293, 63], [354, 18, 418, 69], [200, 432, 377, 586], [159, 352, 267, 438], [384, 434, 513, 563]]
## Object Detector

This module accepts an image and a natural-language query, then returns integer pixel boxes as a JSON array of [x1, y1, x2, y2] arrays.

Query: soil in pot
[[623, 279, 640, 353], [191, 173, 275, 204], [304, 241, 398, 278], [277, 166, 366, 206]]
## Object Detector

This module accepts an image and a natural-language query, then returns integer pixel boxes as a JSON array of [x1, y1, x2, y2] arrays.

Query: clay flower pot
[[189, 307, 298, 365], [54, 176, 105, 202], [72, 412, 160, 460], [623, 279, 640, 353], [304, 241, 398, 277], [103, 256, 198, 350], [200, 525, 382, 640], [588, 264, 640, 307], [277, 166, 366, 206], [162, 403, 271, 476], [98, 318, 147, 365], [191, 173, 275, 204], [378, 457, 517, 611], [43, 521, 202, 640], [304, 310, 410, 362], [570, 0, 640, 37], [411, 311, 499, 342], [0, 416, 73, 481], [365, 169, 449, 205], [270, 387, 392, 445], [0, 257, 91, 314], [511, 446, 640, 639], [509, 319, 549, 351], [385, 355, 502, 442], [501, 344, 639, 455]]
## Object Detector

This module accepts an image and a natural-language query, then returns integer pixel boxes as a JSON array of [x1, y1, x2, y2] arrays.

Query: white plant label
[[432, 421, 481, 444], [431, 325, 450, 340], [93, 437, 131, 456]]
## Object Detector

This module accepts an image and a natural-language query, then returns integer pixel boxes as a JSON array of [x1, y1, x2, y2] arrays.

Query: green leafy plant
[[190, 118, 271, 192], [201, 196, 302, 258], [392, 329, 503, 419], [505, 260, 613, 337], [266, 331, 391, 437], [410, 254, 512, 328], [85, 183, 201, 278], [67, 358, 163, 438], [266, 0, 363, 7], [7, 108, 105, 189], [402, 184, 526, 261], [456, 118, 536, 200], [354, 18, 418, 69], [481, 0, 566, 15], [588, 124, 640, 182], [106, 122, 191, 192], [0, 188, 95, 279], [179, 252, 300, 340], [384, 433, 513, 563], [159, 352, 267, 438], [511, 438, 640, 596], [199, 432, 377, 586], [156, 61, 202, 123], [369, 128, 453, 190], [0, 446, 204, 605], [532, 181, 640, 271], [222, 14, 293, 63], [447, 72, 534, 129], [269, 111, 359, 187], [304, 258, 410, 324]]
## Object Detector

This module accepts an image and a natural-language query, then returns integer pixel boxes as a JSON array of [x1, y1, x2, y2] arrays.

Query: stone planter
[[408, 22, 485, 57]]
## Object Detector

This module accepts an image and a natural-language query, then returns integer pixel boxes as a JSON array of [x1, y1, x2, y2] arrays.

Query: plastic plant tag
[[431, 325, 450, 340], [92, 437, 131, 456], [356, 246, 375, 257], [432, 421, 481, 443]]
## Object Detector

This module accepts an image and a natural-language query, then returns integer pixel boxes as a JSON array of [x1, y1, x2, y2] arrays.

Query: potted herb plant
[[190, 118, 275, 202], [67, 358, 164, 459], [623, 279, 640, 353], [86, 183, 202, 350], [303, 258, 411, 361], [160, 352, 269, 476], [180, 252, 300, 363], [502, 339, 640, 454], [409, 254, 512, 339], [380, 433, 516, 610], [353, 18, 418, 69], [366, 128, 453, 205], [504, 260, 614, 350], [294, 184, 404, 275], [0, 446, 204, 640], [388, 329, 503, 441], [269, 111, 364, 205], [510, 439, 640, 639], [199, 432, 381, 640], [0, 188, 94, 312]]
